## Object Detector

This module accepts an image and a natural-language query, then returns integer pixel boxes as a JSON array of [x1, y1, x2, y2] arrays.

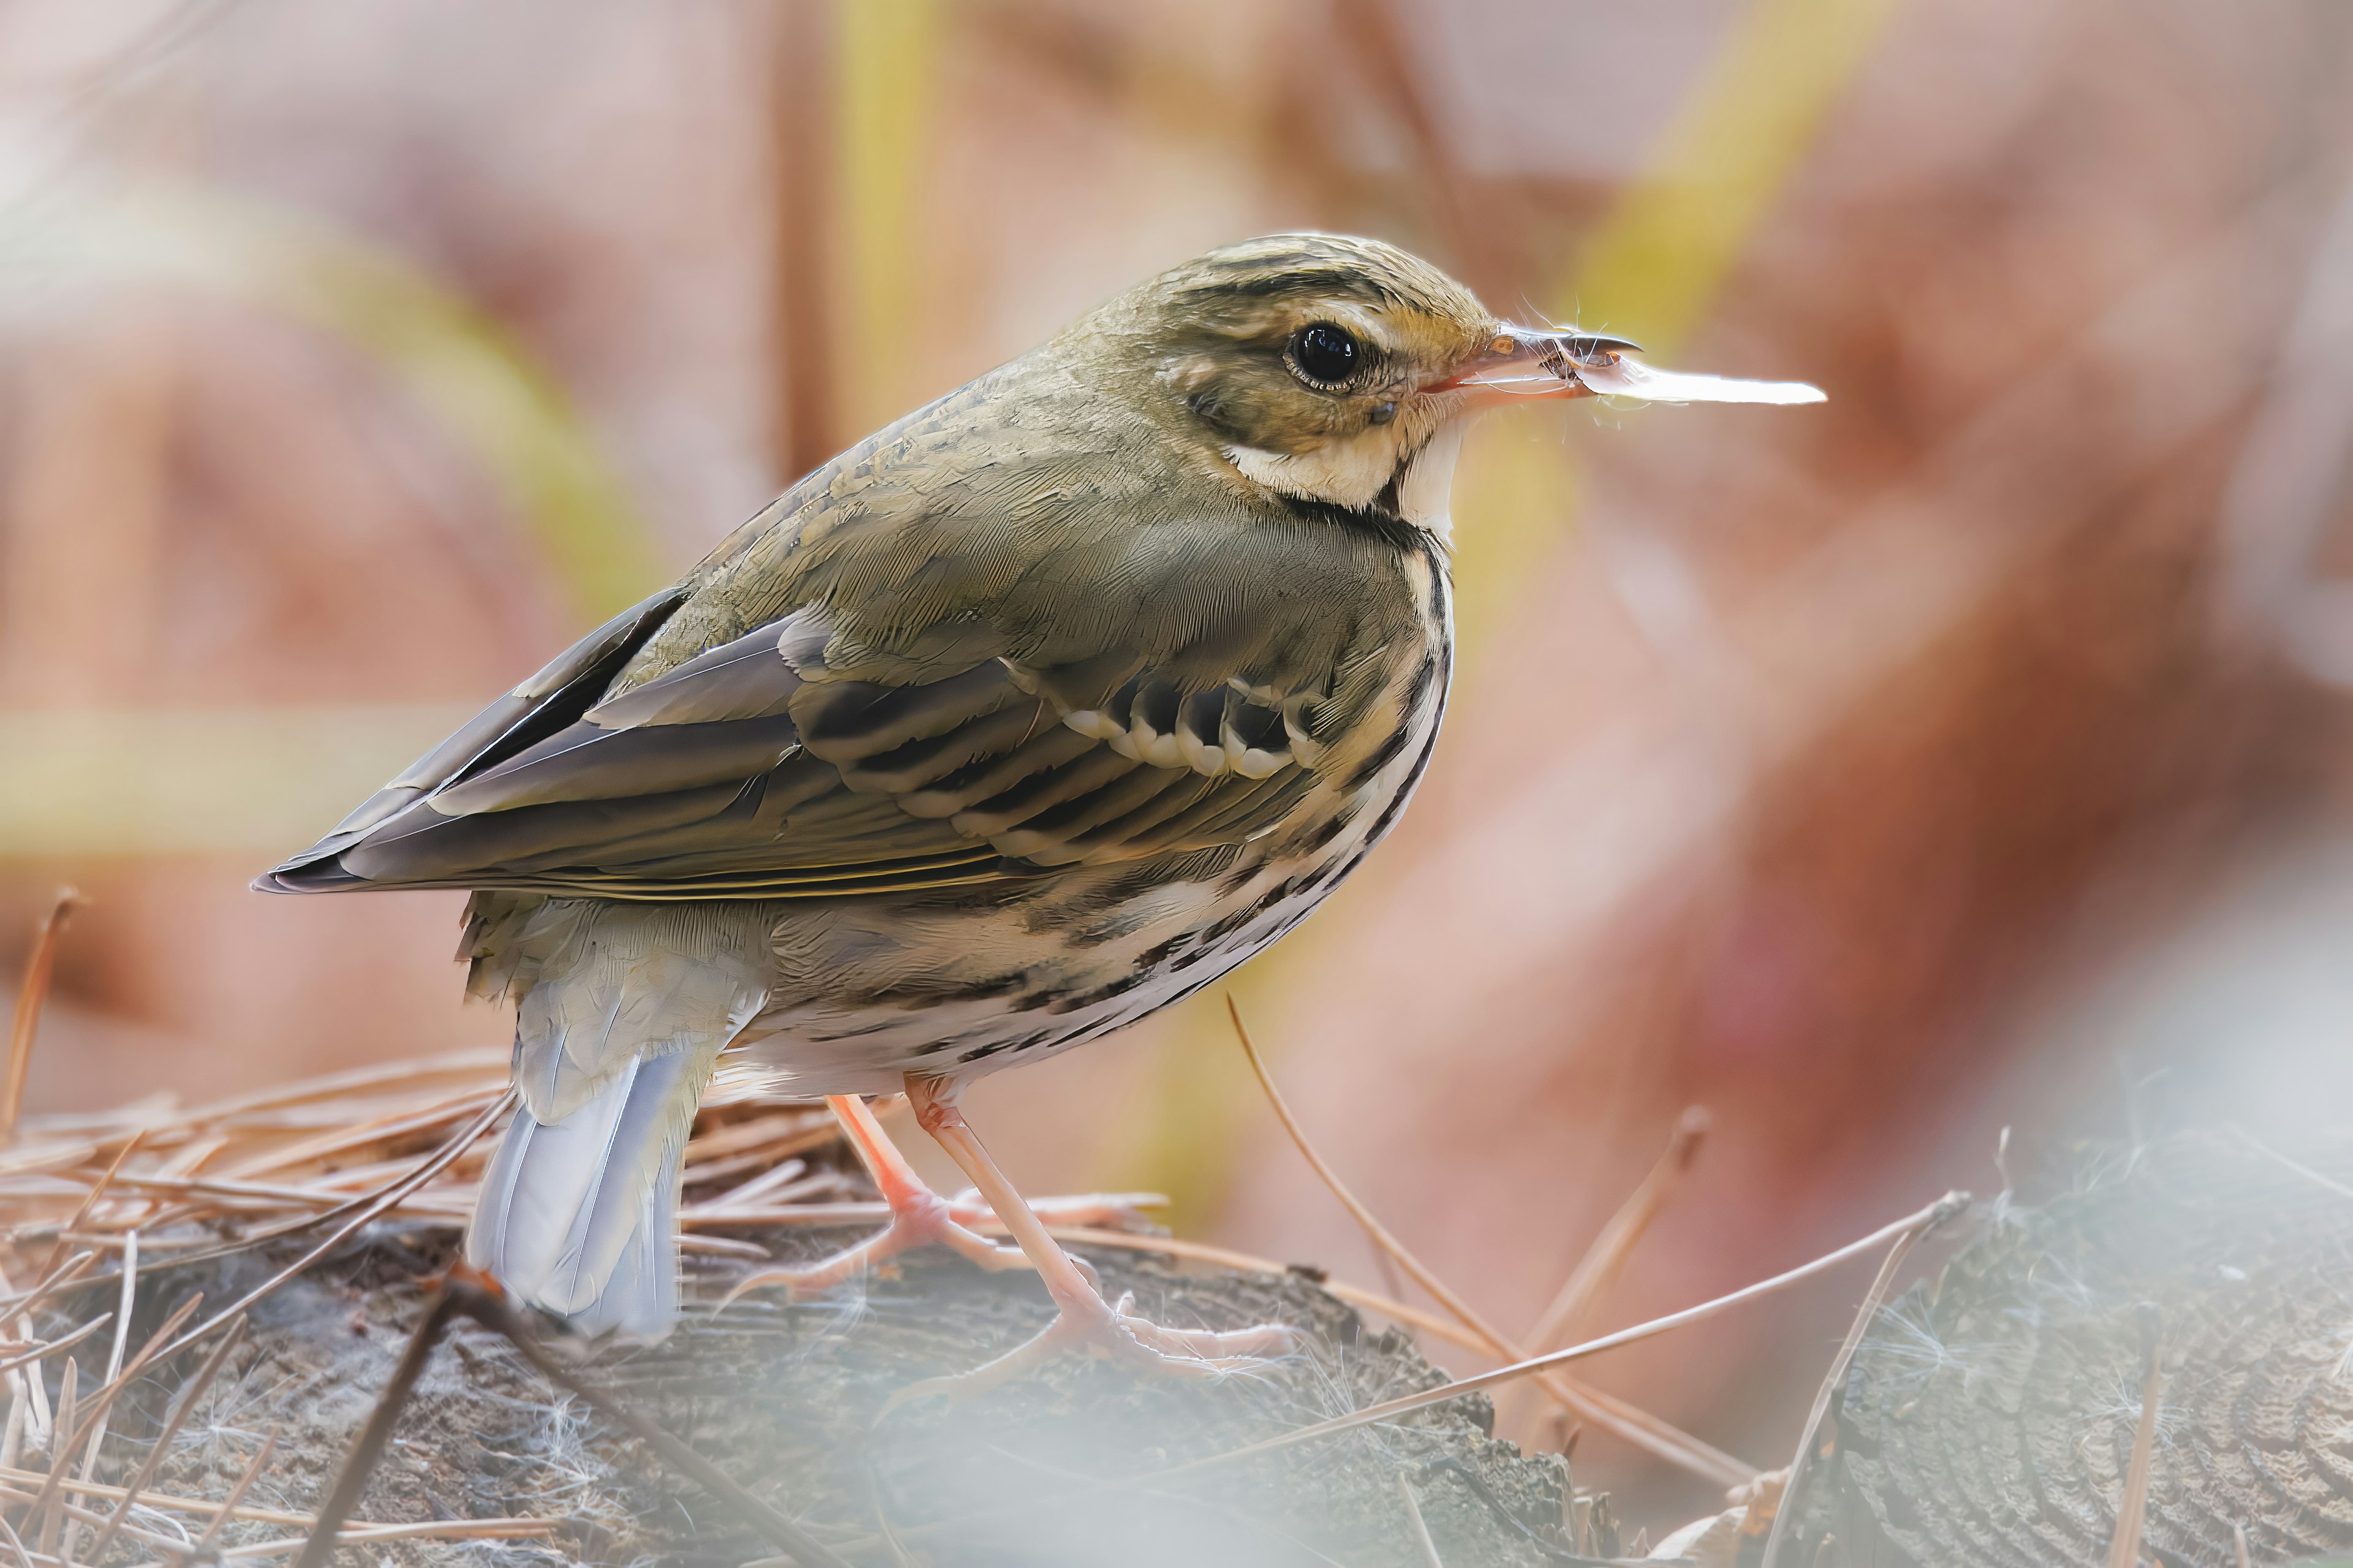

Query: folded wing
[[259, 595, 1333, 901]]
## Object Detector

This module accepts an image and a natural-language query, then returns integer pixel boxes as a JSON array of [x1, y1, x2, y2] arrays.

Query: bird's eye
[[1290, 323, 1360, 385]]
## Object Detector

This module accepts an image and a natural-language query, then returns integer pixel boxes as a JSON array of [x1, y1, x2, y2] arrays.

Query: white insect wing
[[1578, 355, 1827, 405]]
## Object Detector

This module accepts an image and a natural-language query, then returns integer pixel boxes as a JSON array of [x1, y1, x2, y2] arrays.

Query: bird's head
[[1078, 232, 1820, 535]]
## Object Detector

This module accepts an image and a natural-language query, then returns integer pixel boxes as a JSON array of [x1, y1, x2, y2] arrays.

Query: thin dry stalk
[[1156, 1192, 1969, 1480], [167, 1048, 507, 1125], [25, 1291, 205, 1541], [219, 1517, 553, 1559], [2233, 1126, 2353, 1204], [0, 1507, 30, 1568], [2, 1453, 447, 1539], [0, 1088, 515, 1320], [1527, 1107, 1710, 1354], [1, 892, 81, 1146], [36, 1135, 143, 1280], [1227, 998, 1751, 1488], [221, 1093, 501, 1181], [0, 1484, 194, 1555], [83, 1314, 246, 1564], [146, 1088, 516, 1362], [2234, 1522, 2251, 1568], [0, 1459, 323, 1521], [56, 1228, 136, 1563], [1395, 1472, 1446, 1567], [1041, 1225, 1487, 1344], [9, 1334, 44, 1462], [4, 1254, 97, 1332], [2106, 1306, 2162, 1568], [1496, 1107, 1707, 1441], [36, 1357, 76, 1556], [290, 1292, 457, 1568], [0, 1314, 109, 1379], [1756, 1224, 1930, 1568], [684, 1110, 835, 1164], [20, 1483, 543, 1557], [190, 1426, 279, 1558]]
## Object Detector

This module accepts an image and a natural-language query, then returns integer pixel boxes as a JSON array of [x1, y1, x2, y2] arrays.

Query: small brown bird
[[260, 235, 1816, 1386]]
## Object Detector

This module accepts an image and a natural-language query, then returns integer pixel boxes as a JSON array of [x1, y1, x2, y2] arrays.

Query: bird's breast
[[734, 542, 1454, 1094]]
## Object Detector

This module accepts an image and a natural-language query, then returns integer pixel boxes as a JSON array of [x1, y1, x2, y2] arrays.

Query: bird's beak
[[1437, 324, 1826, 406]]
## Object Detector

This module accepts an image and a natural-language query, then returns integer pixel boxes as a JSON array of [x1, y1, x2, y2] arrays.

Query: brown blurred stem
[[2, 889, 83, 1144], [773, 0, 838, 484], [1496, 1106, 1709, 1442]]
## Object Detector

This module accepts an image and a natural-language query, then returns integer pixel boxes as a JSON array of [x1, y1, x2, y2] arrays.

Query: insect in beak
[[1438, 324, 1827, 406]]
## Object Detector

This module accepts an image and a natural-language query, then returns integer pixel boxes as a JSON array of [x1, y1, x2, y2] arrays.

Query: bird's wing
[[257, 543, 1388, 901]]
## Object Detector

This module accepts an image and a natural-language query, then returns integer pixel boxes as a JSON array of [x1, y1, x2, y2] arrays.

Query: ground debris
[[80, 1225, 1583, 1567]]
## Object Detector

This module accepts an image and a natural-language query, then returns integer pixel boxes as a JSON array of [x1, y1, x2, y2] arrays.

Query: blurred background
[[3, 0, 2351, 1525]]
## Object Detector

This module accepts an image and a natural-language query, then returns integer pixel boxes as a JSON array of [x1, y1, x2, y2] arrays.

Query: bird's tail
[[465, 1044, 719, 1339]]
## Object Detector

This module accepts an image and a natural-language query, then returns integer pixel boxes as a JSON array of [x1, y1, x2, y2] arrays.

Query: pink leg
[[888, 1075, 1297, 1403], [722, 1095, 1030, 1303]]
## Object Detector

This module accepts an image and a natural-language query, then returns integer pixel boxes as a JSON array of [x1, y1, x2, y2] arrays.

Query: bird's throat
[[1395, 418, 1468, 540], [1227, 414, 1469, 541]]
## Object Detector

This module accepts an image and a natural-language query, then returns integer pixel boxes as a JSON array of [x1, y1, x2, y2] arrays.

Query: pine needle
[[1228, 996, 1752, 1487]]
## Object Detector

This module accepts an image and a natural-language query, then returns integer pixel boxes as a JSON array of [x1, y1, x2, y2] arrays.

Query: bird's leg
[[890, 1074, 1298, 1401], [722, 1094, 1031, 1302], [721, 1095, 1151, 1304]]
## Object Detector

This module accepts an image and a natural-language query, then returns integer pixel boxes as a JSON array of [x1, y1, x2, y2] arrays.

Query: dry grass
[[0, 894, 1962, 1564]]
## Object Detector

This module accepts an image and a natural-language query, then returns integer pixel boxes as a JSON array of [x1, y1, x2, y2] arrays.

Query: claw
[[719, 1186, 1029, 1309], [881, 1282, 1299, 1412]]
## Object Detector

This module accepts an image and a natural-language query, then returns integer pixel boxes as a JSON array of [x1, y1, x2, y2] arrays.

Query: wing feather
[[260, 471, 1431, 903]]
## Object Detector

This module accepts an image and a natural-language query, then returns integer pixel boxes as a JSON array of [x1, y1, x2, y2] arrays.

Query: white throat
[[1225, 414, 1470, 540]]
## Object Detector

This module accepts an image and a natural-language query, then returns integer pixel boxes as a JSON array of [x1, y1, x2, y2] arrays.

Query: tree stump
[[98, 1225, 1599, 1566], [1803, 1134, 2353, 1568]]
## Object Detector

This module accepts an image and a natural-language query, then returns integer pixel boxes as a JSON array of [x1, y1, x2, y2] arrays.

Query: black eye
[[1290, 323, 1360, 385]]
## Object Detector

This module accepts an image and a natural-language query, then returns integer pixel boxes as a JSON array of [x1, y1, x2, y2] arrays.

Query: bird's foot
[[886, 1278, 1299, 1409], [721, 1184, 1029, 1305]]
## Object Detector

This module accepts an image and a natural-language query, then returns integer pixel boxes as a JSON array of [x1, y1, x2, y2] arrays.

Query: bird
[[259, 233, 1819, 1388]]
